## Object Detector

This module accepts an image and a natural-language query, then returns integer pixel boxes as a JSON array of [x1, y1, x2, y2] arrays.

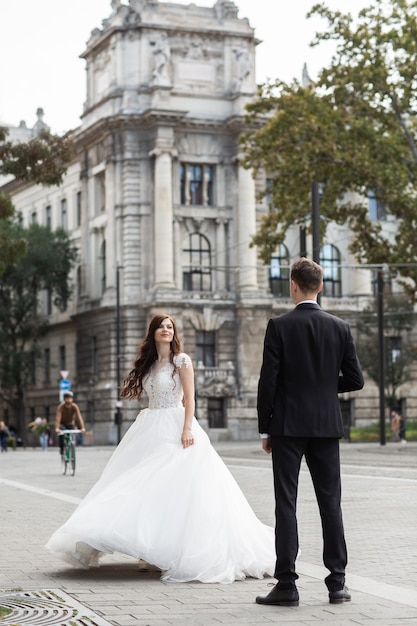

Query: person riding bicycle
[[55, 391, 86, 455]]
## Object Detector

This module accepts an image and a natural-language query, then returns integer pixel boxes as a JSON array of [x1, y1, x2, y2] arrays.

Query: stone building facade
[[2, 0, 414, 443]]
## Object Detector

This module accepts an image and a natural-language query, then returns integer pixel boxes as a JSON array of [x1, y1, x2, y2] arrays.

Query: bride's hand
[[181, 428, 194, 448]]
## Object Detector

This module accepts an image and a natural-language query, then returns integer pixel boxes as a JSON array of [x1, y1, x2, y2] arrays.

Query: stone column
[[173, 216, 183, 290], [216, 217, 227, 291], [152, 148, 175, 289], [237, 162, 258, 290]]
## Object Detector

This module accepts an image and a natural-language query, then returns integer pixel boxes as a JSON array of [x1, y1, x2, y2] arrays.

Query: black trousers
[[271, 436, 347, 591]]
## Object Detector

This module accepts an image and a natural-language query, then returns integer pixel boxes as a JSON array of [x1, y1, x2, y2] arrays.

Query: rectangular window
[[388, 336, 401, 364], [45, 288, 52, 315], [269, 248, 290, 297], [368, 190, 386, 221], [95, 172, 106, 214], [31, 211, 37, 224], [196, 331, 215, 367], [265, 177, 275, 210], [59, 345, 66, 371], [182, 233, 212, 291], [208, 397, 225, 429], [76, 191, 82, 226], [180, 163, 214, 206], [44, 348, 50, 384], [30, 351, 36, 385], [45, 205, 52, 228], [61, 198, 68, 230]]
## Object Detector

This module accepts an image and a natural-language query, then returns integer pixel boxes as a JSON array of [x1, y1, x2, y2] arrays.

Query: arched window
[[182, 233, 212, 291], [320, 244, 341, 297], [269, 244, 290, 297]]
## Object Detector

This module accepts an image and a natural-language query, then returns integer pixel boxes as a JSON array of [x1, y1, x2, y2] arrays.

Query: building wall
[[2, 0, 415, 441]]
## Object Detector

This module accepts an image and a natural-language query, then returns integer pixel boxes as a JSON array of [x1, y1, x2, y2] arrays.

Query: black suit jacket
[[257, 303, 364, 437]]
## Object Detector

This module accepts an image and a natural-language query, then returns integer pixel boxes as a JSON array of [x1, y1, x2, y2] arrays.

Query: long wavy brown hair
[[120, 313, 182, 400]]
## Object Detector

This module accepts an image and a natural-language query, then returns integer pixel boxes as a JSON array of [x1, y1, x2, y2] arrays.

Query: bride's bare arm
[[178, 362, 195, 448]]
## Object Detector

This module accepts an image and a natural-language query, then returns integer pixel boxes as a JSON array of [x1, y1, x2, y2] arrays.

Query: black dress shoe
[[256, 583, 299, 606], [329, 585, 351, 604]]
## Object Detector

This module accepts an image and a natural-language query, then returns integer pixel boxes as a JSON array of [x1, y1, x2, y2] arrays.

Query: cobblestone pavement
[[1, 439, 416, 625]]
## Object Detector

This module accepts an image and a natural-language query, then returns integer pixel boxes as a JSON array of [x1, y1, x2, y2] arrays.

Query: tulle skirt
[[46, 407, 275, 583]]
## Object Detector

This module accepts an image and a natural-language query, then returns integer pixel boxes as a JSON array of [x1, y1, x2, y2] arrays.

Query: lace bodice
[[143, 353, 192, 409]]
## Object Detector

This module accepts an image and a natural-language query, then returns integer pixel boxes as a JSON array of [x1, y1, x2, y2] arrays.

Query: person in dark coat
[[256, 257, 364, 607]]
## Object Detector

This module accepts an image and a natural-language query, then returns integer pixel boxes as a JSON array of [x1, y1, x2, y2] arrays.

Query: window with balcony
[[180, 163, 214, 206], [183, 233, 212, 291], [320, 243, 341, 297]]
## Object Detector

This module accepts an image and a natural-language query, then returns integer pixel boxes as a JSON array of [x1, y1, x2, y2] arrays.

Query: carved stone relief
[[178, 134, 220, 158], [150, 33, 172, 86], [170, 33, 224, 91]]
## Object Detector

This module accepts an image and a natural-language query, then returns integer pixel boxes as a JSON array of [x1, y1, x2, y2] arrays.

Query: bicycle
[[59, 429, 81, 476]]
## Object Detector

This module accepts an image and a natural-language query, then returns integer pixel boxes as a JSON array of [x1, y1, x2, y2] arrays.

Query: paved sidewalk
[[1, 440, 416, 625]]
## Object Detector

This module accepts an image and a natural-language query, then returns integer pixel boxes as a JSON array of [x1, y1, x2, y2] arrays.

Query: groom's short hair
[[291, 257, 323, 293]]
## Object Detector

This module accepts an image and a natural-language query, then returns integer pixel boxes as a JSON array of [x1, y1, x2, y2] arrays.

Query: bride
[[46, 312, 275, 583]]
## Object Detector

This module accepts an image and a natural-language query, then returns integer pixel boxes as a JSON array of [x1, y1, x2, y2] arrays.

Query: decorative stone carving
[[195, 365, 236, 397], [178, 134, 220, 158], [233, 45, 250, 92], [151, 33, 172, 86], [214, 0, 239, 20]]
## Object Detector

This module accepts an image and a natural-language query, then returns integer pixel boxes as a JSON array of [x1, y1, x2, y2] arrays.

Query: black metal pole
[[116, 265, 122, 444], [312, 182, 321, 304], [299, 225, 307, 258], [312, 182, 320, 264], [377, 269, 386, 445]]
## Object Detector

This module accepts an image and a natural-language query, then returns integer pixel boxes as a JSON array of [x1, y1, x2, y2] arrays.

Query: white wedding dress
[[46, 353, 275, 583]]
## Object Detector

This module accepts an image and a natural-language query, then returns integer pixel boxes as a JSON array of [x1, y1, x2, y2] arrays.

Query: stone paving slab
[[1, 441, 417, 625]]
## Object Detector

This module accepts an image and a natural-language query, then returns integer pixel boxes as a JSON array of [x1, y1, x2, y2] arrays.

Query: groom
[[256, 257, 364, 606]]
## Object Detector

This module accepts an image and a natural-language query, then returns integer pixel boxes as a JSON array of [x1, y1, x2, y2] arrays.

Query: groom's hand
[[261, 437, 272, 454]]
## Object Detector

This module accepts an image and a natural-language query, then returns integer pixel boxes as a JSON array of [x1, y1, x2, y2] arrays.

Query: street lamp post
[[377, 269, 386, 445]]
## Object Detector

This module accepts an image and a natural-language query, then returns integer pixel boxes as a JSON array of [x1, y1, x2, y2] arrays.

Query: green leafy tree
[[0, 126, 72, 274], [0, 223, 78, 441], [240, 0, 417, 298], [356, 294, 417, 408]]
